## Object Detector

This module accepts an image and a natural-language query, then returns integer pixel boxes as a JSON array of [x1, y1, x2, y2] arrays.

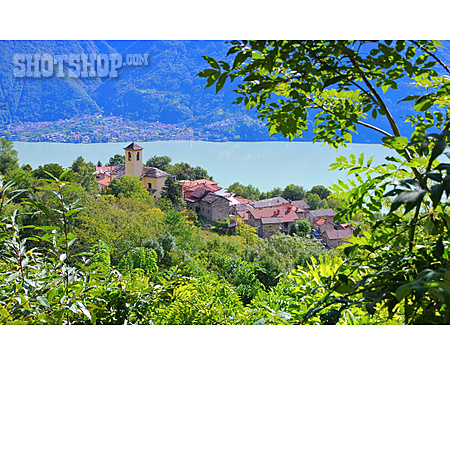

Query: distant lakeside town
[[0, 114, 272, 144]]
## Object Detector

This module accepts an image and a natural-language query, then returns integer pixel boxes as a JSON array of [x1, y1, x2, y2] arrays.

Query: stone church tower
[[124, 142, 143, 177]]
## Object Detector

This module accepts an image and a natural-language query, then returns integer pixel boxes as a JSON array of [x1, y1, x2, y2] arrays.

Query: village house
[[180, 179, 221, 200], [258, 216, 282, 239], [231, 200, 253, 217], [306, 208, 337, 227], [289, 199, 310, 219], [322, 227, 354, 248], [247, 203, 301, 234], [311, 217, 336, 234], [185, 187, 231, 222], [95, 142, 171, 199]]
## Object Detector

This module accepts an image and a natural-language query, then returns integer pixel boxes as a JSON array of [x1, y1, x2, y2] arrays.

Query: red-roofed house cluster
[[97, 143, 353, 247]]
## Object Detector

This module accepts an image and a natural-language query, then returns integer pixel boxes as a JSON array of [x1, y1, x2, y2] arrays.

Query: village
[[94, 142, 355, 248]]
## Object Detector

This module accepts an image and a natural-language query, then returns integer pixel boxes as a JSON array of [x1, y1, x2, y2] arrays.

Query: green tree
[[71, 156, 99, 194], [145, 155, 172, 171], [108, 175, 152, 201], [260, 187, 283, 199], [0, 139, 19, 175], [289, 219, 311, 237], [282, 184, 306, 201], [108, 154, 125, 166], [305, 192, 327, 210], [309, 185, 331, 200], [170, 162, 212, 181], [228, 182, 261, 200], [33, 163, 63, 179], [160, 176, 183, 210], [200, 40, 450, 324]]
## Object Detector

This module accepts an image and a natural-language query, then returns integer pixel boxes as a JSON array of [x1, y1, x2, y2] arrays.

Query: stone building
[[322, 228, 354, 248], [185, 187, 231, 222], [258, 216, 282, 239], [247, 203, 301, 234]]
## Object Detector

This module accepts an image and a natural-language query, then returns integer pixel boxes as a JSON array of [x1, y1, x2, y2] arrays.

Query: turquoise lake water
[[12, 140, 394, 191]]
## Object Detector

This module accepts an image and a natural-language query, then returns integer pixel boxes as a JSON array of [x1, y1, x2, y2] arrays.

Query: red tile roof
[[249, 208, 299, 223], [181, 179, 221, 198], [97, 178, 111, 187], [315, 218, 327, 226], [235, 196, 252, 204], [95, 165, 116, 173], [237, 211, 249, 221]]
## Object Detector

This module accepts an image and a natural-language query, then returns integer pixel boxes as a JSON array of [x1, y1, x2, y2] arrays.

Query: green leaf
[[396, 283, 414, 300], [36, 296, 50, 308], [443, 175, 450, 196], [202, 56, 220, 69], [6, 272, 21, 283], [430, 183, 444, 207], [77, 301, 91, 320], [426, 172, 442, 182], [390, 189, 426, 214], [232, 51, 251, 69], [429, 140, 447, 166], [414, 94, 436, 111], [398, 94, 420, 104], [323, 75, 348, 88], [382, 136, 408, 150], [215, 73, 227, 94]]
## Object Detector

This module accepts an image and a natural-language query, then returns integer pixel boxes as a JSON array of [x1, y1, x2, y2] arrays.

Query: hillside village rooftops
[[261, 216, 283, 225], [181, 179, 221, 198], [186, 187, 208, 201], [235, 196, 252, 204], [315, 217, 327, 226], [308, 208, 337, 218], [235, 202, 251, 212], [237, 211, 249, 221], [185, 188, 229, 205], [97, 178, 111, 187], [249, 208, 299, 223], [290, 199, 310, 210], [250, 197, 287, 209], [249, 203, 299, 218], [95, 165, 116, 174], [142, 167, 171, 178], [323, 228, 353, 241]]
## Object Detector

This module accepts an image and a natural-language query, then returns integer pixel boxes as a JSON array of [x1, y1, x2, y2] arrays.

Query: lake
[[12, 140, 394, 192]]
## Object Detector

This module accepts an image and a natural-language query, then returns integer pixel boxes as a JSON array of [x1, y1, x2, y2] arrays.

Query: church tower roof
[[124, 142, 143, 151]]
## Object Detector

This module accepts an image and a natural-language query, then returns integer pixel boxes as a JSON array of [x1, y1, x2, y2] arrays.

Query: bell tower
[[124, 142, 143, 177]]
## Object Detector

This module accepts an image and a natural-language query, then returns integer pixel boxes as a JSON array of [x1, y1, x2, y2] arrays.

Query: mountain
[[0, 40, 449, 143]]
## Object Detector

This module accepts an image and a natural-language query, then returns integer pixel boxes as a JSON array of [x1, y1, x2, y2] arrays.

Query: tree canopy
[[0, 139, 19, 175], [145, 155, 172, 172], [108, 174, 153, 202]]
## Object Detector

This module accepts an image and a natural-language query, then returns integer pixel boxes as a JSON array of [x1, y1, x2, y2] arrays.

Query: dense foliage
[[0, 152, 332, 324], [199, 39, 450, 324]]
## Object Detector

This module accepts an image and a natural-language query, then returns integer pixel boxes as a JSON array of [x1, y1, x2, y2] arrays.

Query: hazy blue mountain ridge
[[0, 40, 449, 143]]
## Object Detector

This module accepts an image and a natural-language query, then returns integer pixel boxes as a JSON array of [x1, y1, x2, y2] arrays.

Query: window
[[137, 152, 139, 161], [128, 152, 131, 161], [148, 182, 152, 188]]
